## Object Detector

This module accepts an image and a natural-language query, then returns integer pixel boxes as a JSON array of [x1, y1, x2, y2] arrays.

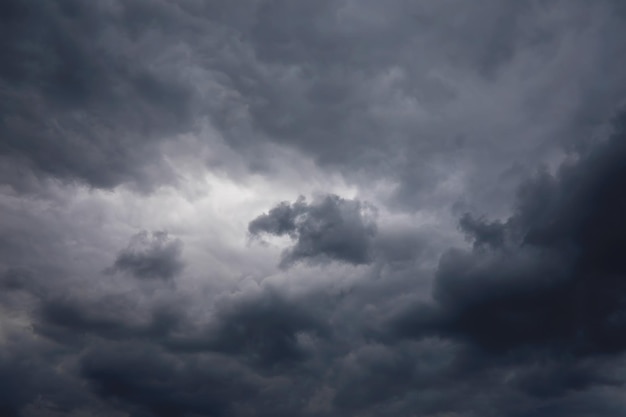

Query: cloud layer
[[1, 1, 626, 416]]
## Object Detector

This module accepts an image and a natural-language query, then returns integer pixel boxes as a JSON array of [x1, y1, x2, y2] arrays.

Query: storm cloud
[[393, 116, 626, 355], [249, 195, 377, 267], [385, 114, 626, 410], [2, 1, 626, 416]]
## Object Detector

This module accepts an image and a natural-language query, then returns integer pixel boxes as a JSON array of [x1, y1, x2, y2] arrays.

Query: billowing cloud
[[395, 116, 626, 351], [0, 0, 199, 192], [388, 112, 626, 403], [1, 1, 626, 416], [249, 195, 377, 267]]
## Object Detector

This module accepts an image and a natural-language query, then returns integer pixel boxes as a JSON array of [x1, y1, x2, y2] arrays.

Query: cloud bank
[[1, 1, 626, 416]]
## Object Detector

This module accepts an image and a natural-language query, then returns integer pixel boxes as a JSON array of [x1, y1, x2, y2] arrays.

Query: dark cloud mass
[[387, 115, 626, 408], [208, 291, 330, 370], [1, 1, 626, 417], [249, 195, 377, 267], [394, 115, 626, 355], [0, 0, 197, 191]]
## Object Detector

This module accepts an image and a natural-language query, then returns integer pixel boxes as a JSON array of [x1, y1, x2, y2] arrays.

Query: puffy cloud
[[249, 195, 377, 267]]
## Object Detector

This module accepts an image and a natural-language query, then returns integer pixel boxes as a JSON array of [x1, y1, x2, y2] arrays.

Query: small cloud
[[249, 194, 377, 268]]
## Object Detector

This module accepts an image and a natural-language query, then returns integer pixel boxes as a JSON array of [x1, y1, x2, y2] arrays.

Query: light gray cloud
[[107, 231, 184, 280]]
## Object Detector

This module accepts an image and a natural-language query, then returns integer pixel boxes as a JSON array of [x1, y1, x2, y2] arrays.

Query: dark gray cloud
[[3, 275, 329, 416], [79, 342, 259, 417], [396, 120, 626, 351], [35, 296, 183, 347], [388, 111, 626, 405], [0, 0, 198, 192], [0, 343, 87, 417], [223, 0, 626, 213], [249, 195, 377, 268], [1, 1, 626, 417], [207, 291, 330, 370], [3, 0, 624, 206], [107, 231, 184, 280]]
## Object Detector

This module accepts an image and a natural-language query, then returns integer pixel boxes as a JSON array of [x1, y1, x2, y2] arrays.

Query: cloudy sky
[[2, 1, 626, 416]]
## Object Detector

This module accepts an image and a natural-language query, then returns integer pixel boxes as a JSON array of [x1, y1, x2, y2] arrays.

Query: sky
[[2, 1, 626, 416]]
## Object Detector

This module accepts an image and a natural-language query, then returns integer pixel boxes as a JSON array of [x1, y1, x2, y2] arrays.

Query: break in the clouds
[[2, 1, 626, 416]]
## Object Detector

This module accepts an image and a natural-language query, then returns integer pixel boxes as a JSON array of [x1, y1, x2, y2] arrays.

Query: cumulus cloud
[[249, 195, 377, 268]]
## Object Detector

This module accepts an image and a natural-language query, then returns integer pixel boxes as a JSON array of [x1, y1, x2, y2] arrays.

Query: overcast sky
[[2, 1, 626, 416]]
